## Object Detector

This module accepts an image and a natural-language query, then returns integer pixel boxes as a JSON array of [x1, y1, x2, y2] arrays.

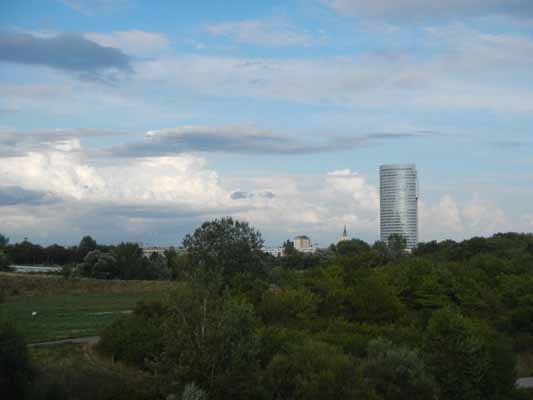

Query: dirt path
[[28, 336, 101, 347]]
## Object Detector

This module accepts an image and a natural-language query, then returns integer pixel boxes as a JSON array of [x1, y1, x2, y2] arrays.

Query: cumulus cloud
[[0, 138, 226, 207], [420, 194, 511, 240], [230, 169, 380, 241], [0, 33, 131, 81], [206, 19, 313, 46], [84, 30, 171, 56], [0, 130, 527, 245], [321, 0, 533, 20]]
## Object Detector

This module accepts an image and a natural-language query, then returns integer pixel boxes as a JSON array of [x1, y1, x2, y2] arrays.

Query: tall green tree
[[424, 308, 516, 400], [360, 339, 436, 400], [113, 242, 144, 279], [77, 235, 97, 261], [156, 287, 261, 399], [0, 234, 9, 248], [183, 217, 265, 289]]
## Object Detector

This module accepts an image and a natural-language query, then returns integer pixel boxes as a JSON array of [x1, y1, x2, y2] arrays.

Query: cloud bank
[[0, 33, 131, 81]]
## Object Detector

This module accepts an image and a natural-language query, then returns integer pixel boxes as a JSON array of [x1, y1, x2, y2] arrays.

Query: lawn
[[0, 272, 177, 342], [1, 291, 169, 342]]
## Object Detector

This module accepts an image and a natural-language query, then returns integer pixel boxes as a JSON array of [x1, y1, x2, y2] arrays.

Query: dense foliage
[[0, 234, 174, 280], [95, 222, 533, 399], [3, 226, 533, 398], [0, 318, 34, 399]]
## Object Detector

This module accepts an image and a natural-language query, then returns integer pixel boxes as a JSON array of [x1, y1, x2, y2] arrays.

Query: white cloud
[[85, 30, 171, 56], [231, 169, 380, 242], [0, 133, 529, 245], [0, 138, 226, 208], [462, 195, 509, 235], [134, 26, 533, 113], [420, 194, 511, 240], [206, 19, 313, 47]]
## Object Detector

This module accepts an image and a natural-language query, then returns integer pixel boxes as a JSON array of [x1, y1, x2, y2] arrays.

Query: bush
[[0, 318, 34, 399], [0, 250, 12, 272], [98, 301, 166, 368], [360, 338, 437, 400], [262, 338, 358, 400]]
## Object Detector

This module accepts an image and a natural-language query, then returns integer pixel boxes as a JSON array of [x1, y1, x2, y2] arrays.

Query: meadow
[[0, 272, 176, 342]]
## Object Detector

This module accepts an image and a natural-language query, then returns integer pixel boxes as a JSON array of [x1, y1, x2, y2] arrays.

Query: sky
[[1, 0, 533, 247]]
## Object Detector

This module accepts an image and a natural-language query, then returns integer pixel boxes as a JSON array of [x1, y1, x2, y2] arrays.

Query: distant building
[[264, 247, 285, 257], [142, 246, 171, 258], [338, 225, 349, 243], [380, 164, 418, 251], [293, 235, 316, 253]]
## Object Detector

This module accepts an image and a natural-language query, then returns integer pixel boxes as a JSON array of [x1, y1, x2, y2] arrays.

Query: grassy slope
[[0, 272, 177, 342], [29, 344, 156, 400]]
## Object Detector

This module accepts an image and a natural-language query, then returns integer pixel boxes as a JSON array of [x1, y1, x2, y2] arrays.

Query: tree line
[[2, 221, 533, 399]]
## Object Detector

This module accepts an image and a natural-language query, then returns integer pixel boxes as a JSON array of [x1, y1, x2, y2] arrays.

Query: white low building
[[264, 247, 285, 257], [142, 246, 170, 258]]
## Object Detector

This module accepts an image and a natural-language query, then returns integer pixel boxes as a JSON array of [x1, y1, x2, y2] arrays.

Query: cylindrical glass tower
[[379, 164, 418, 250]]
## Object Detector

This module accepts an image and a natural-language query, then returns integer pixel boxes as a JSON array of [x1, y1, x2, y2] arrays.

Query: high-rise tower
[[379, 164, 418, 250]]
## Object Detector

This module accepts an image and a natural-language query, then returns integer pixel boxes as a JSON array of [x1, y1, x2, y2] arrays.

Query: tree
[[181, 383, 207, 400], [0, 319, 34, 399], [0, 251, 11, 272], [336, 239, 371, 257], [282, 240, 296, 256], [388, 234, 407, 257], [155, 287, 261, 400], [183, 217, 265, 289], [424, 308, 516, 400], [78, 250, 117, 279], [6, 240, 45, 265], [165, 247, 191, 280], [44, 244, 75, 265], [263, 338, 358, 400], [143, 253, 171, 280], [360, 339, 436, 400], [112, 242, 144, 279], [0, 234, 8, 248], [373, 234, 407, 262], [77, 236, 97, 261]]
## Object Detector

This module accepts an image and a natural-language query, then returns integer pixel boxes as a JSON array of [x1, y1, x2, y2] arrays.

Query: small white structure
[[142, 246, 170, 258], [264, 247, 284, 257]]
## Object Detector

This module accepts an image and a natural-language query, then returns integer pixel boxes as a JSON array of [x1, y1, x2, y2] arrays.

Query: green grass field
[[0, 272, 176, 342], [1, 291, 168, 342]]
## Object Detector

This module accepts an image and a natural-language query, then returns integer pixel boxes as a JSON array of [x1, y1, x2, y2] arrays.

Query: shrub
[[0, 318, 34, 399], [98, 301, 166, 368]]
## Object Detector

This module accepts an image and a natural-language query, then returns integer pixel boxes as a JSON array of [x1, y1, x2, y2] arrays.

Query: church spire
[[339, 225, 348, 242]]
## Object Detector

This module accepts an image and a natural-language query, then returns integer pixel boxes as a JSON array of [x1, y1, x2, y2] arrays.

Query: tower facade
[[380, 164, 418, 250]]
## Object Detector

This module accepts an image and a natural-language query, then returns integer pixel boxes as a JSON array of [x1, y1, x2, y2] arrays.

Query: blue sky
[[1, 0, 533, 246]]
